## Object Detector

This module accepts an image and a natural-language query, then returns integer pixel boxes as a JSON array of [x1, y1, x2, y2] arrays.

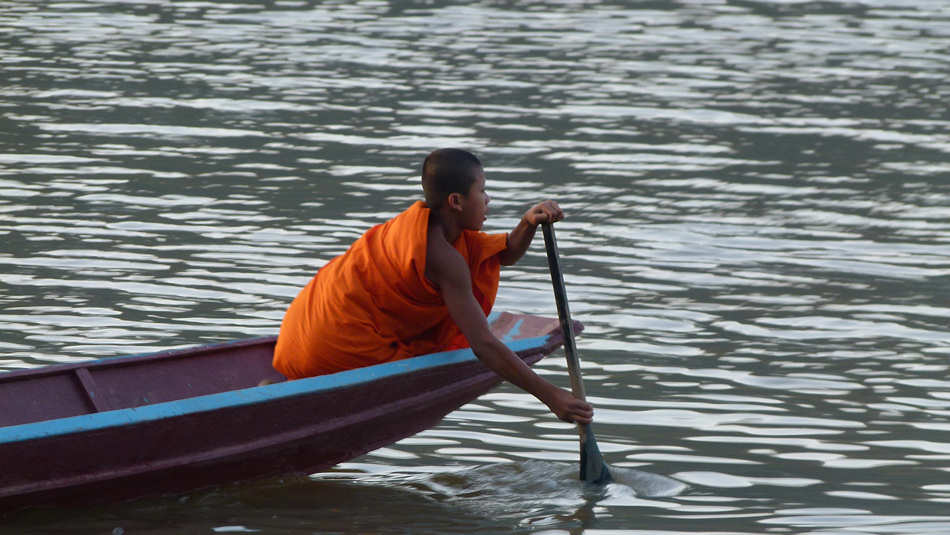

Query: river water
[[2, 0, 949, 533]]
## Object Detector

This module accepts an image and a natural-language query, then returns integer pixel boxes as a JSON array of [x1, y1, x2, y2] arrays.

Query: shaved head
[[421, 148, 483, 209]]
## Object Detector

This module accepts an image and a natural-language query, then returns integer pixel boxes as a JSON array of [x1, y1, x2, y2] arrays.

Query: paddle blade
[[579, 423, 612, 485]]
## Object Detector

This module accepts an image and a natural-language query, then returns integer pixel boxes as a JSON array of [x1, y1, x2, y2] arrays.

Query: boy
[[274, 149, 593, 424]]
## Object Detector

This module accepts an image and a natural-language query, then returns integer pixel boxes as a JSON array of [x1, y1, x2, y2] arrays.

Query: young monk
[[273, 148, 593, 424]]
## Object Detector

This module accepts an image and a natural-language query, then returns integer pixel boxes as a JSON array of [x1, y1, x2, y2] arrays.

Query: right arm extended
[[426, 232, 593, 424]]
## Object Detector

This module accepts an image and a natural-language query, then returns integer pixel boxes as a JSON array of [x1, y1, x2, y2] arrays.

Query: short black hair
[[421, 148, 482, 209]]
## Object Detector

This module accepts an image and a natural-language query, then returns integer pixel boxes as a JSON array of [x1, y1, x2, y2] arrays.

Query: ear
[[447, 192, 463, 211]]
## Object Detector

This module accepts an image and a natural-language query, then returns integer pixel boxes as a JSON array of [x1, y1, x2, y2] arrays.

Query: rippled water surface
[[2, 0, 949, 533]]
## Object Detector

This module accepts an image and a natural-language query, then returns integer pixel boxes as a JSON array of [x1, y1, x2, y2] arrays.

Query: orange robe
[[273, 201, 508, 379]]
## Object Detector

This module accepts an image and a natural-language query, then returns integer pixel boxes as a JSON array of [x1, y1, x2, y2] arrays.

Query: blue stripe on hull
[[0, 335, 549, 445]]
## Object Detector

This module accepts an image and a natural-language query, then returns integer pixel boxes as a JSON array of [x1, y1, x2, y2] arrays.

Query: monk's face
[[460, 170, 489, 230]]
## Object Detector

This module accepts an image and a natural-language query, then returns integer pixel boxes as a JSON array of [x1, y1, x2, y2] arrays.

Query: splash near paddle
[[542, 222, 612, 485]]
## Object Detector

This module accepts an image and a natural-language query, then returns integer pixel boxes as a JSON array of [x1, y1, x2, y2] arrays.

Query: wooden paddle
[[542, 222, 612, 484]]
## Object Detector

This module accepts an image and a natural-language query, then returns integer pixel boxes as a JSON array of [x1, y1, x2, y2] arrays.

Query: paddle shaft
[[542, 222, 612, 484], [541, 223, 586, 401]]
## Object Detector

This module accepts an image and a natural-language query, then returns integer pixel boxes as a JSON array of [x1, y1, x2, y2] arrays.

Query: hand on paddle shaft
[[523, 200, 564, 226], [546, 386, 594, 424], [499, 200, 565, 267]]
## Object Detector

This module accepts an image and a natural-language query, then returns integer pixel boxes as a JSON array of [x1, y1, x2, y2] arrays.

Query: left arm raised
[[498, 200, 564, 266]]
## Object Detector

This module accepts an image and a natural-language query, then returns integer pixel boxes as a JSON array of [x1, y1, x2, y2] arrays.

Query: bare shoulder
[[425, 223, 470, 290]]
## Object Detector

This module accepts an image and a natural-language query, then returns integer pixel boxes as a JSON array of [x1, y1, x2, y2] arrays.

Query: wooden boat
[[0, 312, 577, 510]]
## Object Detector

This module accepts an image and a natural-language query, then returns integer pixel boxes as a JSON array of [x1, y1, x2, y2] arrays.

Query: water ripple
[[2, 0, 950, 531]]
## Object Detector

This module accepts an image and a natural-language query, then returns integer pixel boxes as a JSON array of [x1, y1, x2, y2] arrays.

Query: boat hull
[[0, 312, 572, 510]]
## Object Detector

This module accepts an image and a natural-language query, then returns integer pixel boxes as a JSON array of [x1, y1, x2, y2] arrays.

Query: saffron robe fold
[[273, 200, 509, 379]]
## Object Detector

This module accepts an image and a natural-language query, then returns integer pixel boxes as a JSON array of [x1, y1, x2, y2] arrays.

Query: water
[[1, 0, 949, 532]]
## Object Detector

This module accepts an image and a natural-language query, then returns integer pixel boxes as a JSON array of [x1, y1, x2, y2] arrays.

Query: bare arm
[[427, 230, 592, 423], [498, 200, 564, 266]]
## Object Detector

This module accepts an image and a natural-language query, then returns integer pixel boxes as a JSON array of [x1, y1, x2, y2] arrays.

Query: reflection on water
[[2, 0, 949, 532], [3, 462, 687, 534]]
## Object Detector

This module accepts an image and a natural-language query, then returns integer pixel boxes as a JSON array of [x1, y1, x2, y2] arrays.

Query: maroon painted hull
[[0, 312, 574, 510]]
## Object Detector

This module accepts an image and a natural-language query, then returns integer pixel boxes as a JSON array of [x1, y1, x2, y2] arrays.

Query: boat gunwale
[[0, 336, 281, 383]]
